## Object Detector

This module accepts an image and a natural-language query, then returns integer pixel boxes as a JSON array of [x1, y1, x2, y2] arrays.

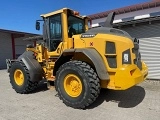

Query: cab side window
[[68, 15, 85, 38]]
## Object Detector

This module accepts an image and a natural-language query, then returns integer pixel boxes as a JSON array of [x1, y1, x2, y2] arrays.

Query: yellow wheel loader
[[6, 8, 148, 109]]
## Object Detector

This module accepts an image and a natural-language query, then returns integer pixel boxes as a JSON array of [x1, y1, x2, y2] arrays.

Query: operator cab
[[36, 8, 88, 52]]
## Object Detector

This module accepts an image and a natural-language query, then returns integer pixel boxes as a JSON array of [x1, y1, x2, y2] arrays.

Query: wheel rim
[[14, 69, 24, 86], [64, 74, 82, 97]]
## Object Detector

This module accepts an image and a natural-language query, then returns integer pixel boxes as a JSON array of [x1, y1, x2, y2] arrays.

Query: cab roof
[[40, 8, 90, 19], [40, 8, 67, 18]]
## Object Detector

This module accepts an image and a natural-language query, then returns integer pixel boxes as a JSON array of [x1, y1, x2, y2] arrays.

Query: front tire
[[55, 60, 100, 109], [9, 62, 38, 94]]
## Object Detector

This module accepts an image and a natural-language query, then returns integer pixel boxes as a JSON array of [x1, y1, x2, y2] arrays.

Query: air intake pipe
[[103, 12, 115, 28]]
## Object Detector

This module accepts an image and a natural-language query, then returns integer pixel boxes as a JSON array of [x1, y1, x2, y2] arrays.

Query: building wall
[[15, 34, 34, 58], [0, 32, 12, 69], [0, 32, 35, 69]]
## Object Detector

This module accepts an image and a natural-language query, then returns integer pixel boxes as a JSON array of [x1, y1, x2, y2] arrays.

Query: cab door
[[47, 13, 64, 56]]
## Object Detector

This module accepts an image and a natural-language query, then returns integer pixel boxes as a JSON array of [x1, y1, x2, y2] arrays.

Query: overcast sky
[[0, 0, 150, 34]]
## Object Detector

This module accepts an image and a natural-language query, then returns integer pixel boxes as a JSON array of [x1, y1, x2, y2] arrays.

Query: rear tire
[[9, 62, 38, 94], [55, 60, 100, 109]]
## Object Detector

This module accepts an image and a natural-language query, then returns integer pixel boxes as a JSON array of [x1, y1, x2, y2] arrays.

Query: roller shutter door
[[140, 37, 160, 79], [0, 32, 12, 69], [122, 23, 160, 79]]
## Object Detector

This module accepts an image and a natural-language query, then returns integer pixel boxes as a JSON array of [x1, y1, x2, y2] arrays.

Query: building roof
[[0, 28, 40, 38], [88, 1, 160, 20], [114, 15, 160, 27]]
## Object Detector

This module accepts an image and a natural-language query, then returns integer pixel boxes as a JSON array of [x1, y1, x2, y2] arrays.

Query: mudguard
[[17, 51, 43, 82], [54, 48, 109, 80]]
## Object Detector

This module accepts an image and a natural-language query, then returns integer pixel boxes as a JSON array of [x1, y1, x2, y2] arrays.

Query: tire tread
[[9, 62, 38, 94], [56, 60, 100, 109]]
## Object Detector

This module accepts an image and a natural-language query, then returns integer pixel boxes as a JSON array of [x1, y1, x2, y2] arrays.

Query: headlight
[[122, 49, 131, 64], [124, 54, 129, 62]]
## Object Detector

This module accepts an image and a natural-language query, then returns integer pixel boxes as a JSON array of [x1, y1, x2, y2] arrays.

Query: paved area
[[0, 69, 160, 120]]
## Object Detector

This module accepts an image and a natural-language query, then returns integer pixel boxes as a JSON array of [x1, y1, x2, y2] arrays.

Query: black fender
[[53, 48, 109, 80], [17, 51, 43, 82]]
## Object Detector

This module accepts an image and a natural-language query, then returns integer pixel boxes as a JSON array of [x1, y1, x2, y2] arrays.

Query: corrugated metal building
[[0, 29, 38, 69], [88, 1, 160, 79]]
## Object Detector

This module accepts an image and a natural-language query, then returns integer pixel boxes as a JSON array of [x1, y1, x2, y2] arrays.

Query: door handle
[[57, 48, 60, 53]]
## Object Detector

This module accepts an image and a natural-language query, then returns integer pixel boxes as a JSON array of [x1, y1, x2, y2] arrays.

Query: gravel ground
[[0, 69, 160, 120]]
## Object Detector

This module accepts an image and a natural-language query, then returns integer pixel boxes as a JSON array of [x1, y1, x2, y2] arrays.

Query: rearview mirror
[[36, 21, 40, 30]]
